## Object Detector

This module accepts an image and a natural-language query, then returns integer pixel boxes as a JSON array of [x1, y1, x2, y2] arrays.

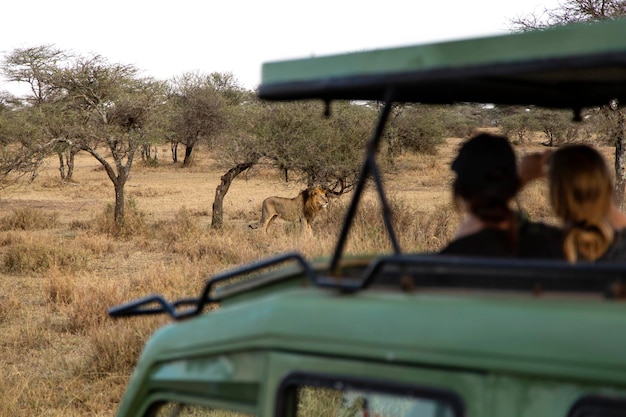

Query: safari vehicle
[[110, 19, 626, 417]]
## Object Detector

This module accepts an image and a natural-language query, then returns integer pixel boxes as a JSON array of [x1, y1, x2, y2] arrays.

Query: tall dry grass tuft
[[156, 207, 203, 245], [405, 205, 460, 252], [3, 234, 93, 274], [119, 261, 209, 301], [516, 180, 559, 225], [0, 208, 59, 230], [315, 197, 386, 256], [82, 318, 161, 376], [151, 205, 336, 270], [47, 260, 204, 336], [0, 231, 23, 247], [183, 238, 246, 265], [75, 270, 201, 395], [47, 264, 76, 307], [72, 234, 117, 256], [0, 288, 20, 324], [0, 366, 32, 416], [94, 197, 147, 238], [50, 273, 122, 334], [40, 262, 202, 406], [318, 194, 458, 256], [351, 197, 405, 254], [298, 387, 344, 417], [3, 306, 56, 351], [60, 266, 193, 334]]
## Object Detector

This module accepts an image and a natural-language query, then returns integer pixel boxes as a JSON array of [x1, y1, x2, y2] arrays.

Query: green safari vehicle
[[110, 18, 626, 417]]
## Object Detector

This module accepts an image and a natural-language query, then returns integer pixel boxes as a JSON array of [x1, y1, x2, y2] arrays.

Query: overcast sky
[[1, 0, 561, 93]]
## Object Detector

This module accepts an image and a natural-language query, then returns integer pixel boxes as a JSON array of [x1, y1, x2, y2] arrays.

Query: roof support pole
[[330, 93, 401, 274]]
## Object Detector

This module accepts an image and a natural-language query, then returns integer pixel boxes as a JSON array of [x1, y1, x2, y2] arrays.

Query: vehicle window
[[149, 402, 254, 417], [278, 374, 463, 417], [567, 395, 626, 417], [296, 386, 455, 417]]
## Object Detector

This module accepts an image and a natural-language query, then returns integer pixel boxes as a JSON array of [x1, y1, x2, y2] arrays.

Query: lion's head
[[303, 186, 329, 221]]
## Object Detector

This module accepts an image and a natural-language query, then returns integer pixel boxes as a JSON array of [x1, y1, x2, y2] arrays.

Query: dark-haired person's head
[[451, 133, 520, 224]]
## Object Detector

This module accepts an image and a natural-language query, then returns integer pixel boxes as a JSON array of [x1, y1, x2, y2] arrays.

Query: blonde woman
[[521, 144, 626, 262], [549, 145, 626, 262]]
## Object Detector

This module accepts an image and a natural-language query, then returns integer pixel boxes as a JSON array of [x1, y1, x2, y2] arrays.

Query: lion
[[249, 186, 330, 233]]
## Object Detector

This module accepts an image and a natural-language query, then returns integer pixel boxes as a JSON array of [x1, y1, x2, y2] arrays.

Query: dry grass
[[0, 136, 598, 416]]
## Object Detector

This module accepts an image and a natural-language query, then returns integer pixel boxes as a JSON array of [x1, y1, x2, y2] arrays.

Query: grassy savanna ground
[[0, 133, 605, 416]]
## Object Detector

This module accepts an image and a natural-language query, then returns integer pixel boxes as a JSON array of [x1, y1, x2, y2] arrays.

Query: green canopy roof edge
[[260, 18, 626, 87]]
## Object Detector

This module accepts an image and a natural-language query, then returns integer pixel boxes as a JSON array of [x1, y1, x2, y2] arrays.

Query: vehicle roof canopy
[[258, 18, 626, 111]]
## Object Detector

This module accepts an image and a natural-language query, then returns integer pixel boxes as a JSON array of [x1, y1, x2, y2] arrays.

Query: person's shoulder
[[440, 229, 511, 257], [517, 214, 561, 240], [599, 228, 626, 262], [521, 221, 561, 237], [439, 231, 481, 255], [518, 220, 564, 259]]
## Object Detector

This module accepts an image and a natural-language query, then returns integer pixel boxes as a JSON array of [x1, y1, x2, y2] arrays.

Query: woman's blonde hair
[[548, 145, 614, 262]]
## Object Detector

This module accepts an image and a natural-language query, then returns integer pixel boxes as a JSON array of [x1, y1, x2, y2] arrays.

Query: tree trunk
[[171, 142, 178, 163], [614, 108, 626, 210], [182, 144, 194, 167], [57, 149, 77, 181], [66, 149, 76, 181], [543, 128, 554, 147], [57, 152, 66, 180], [114, 181, 125, 228], [212, 162, 255, 229], [141, 143, 151, 160]]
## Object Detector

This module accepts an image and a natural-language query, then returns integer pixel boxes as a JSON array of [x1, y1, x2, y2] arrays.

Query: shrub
[[141, 157, 159, 168]]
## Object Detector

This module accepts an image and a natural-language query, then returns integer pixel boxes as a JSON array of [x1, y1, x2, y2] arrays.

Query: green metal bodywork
[[114, 257, 626, 417], [114, 18, 626, 417], [140, 281, 626, 382], [118, 258, 626, 416]]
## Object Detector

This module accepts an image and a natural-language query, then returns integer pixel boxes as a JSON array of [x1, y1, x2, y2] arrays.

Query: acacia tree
[[167, 71, 243, 167], [500, 111, 542, 144], [533, 108, 590, 147], [386, 105, 446, 157], [252, 100, 374, 190], [54, 55, 165, 228], [301, 101, 377, 191], [1, 45, 83, 181], [0, 55, 63, 187], [210, 98, 262, 228], [510, 0, 626, 207], [1, 45, 64, 105], [0, 97, 55, 186], [210, 99, 374, 229], [2, 50, 165, 226]]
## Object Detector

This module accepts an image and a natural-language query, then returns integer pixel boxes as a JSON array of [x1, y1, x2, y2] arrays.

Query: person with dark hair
[[523, 144, 626, 263], [440, 133, 562, 258]]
